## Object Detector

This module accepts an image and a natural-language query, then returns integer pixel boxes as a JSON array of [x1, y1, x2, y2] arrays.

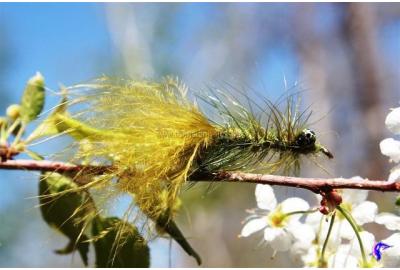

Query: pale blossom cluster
[[240, 185, 400, 267], [303, 188, 400, 267], [380, 105, 400, 182]]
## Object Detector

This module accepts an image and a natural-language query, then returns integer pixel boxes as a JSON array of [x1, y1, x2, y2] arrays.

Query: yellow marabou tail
[[63, 76, 217, 223]]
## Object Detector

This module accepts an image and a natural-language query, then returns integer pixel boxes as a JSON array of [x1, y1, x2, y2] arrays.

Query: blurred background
[[0, 2, 399, 267]]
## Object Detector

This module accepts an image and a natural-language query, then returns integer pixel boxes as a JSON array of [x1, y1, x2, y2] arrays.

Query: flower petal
[[385, 107, 400, 135], [300, 246, 318, 266], [288, 222, 316, 244], [388, 164, 400, 183], [349, 231, 375, 258], [328, 244, 359, 268], [339, 220, 355, 240], [280, 197, 310, 215], [342, 186, 368, 205], [380, 138, 400, 163], [381, 233, 400, 267], [240, 217, 268, 237], [264, 227, 292, 251], [255, 184, 277, 210], [320, 221, 342, 248], [352, 201, 378, 225], [305, 211, 323, 232], [290, 240, 310, 259], [375, 212, 400, 231]]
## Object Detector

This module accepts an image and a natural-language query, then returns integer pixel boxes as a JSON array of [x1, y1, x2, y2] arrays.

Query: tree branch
[[0, 159, 108, 174], [191, 171, 400, 193], [0, 159, 399, 193]]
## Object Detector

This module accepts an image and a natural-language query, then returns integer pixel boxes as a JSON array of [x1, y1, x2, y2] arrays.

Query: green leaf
[[91, 216, 150, 268], [20, 72, 45, 124], [39, 172, 93, 266], [396, 196, 400, 206]]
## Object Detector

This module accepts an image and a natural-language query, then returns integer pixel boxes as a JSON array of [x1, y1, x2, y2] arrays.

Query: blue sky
[[0, 3, 112, 99]]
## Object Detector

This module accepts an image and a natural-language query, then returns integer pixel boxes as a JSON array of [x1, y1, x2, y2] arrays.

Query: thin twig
[[0, 159, 109, 174], [0, 159, 399, 193], [193, 171, 400, 193]]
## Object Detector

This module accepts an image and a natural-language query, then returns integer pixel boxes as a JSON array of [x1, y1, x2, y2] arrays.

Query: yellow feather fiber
[[65, 77, 218, 221]]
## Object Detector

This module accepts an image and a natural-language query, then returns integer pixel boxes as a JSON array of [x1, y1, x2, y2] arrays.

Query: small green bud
[[396, 196, 400, 206], [20, 72, 45, 124], [6, 104, 21, 120]]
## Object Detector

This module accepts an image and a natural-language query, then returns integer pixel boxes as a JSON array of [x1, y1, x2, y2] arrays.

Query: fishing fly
[[40, 76, 333, 265]]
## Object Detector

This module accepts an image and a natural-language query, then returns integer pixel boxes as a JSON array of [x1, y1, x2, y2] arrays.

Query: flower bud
[[319, 190, 342, 215], [20, 72, 45, 124], [319, 205, 329, 215], [28, 71, 44, 86], [326, 190, 342, 206], [6, 104, 21, 120]]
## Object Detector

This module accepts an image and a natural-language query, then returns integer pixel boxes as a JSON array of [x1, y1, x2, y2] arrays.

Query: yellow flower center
[[359, 257, 381, 268], [267, 206, 288, 228]]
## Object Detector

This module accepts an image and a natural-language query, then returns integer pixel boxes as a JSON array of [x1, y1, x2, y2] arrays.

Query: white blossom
[[297, 231, 377, 268], [296, 214, 343, 267], [298, 187, 379, 267], [329, 231, 377, 267], [309, 223, 400, 268], [380, 104, 400, 182], [389, 164, 400, 183], [330, 231, 400, 268], [380, 138, 400, 163], [385, 106, 400, 134], [240, 184, 315, 252], [305, 211, 341, 248]]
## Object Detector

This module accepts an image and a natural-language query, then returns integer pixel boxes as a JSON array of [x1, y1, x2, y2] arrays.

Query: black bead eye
[[296, 129, 316, 147]]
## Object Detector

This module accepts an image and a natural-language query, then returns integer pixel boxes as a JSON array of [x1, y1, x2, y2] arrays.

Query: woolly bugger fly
[[46, 76, 333, 265]]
